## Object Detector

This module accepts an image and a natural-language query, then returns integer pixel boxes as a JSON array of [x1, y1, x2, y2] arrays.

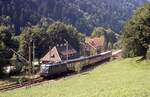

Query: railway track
[[0, 77, 45, 92], [0, 50, 122, 92]]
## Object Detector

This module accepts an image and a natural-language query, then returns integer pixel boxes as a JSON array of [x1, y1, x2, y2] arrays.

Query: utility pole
[[9, 48, 28, 84], [32, 41, 35, 74], [83, 43, 85, 56], [67, 41, 69, 61], [32, 41, 35, 62], [80, 42, 86, 56], [65, 39, 69, 61], [28, 39, 32, 75], [49, 32, 52, 63], [49, 46, 51, 63]]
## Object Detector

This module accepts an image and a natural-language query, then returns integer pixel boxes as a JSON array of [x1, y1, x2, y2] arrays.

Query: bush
[[74, 64, 83, 73], [146, 50, 150, 60]]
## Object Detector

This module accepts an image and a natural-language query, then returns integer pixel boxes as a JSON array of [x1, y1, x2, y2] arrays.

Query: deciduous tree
[[122, 4, 150, 58]]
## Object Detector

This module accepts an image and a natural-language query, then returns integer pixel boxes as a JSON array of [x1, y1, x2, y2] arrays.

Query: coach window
[[51, 66, 54, 70]]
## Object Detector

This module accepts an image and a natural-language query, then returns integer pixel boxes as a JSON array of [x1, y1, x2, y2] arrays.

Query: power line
[[9, 48, 29, 64]]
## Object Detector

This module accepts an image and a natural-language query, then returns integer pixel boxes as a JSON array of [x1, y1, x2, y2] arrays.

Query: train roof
[[101, 51, 112, 55], [41, 51, 112, 67]]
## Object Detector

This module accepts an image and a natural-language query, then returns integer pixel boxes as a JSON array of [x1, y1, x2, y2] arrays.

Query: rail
[[0, 77, 45, 92], [0, 50, 122, 92]]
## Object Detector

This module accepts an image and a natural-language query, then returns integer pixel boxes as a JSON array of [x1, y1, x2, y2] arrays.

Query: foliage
[[0, 16, 17, 74], [19, 25, 41, 59], [0, 0, 148, 35], [19, 21, 85, 59], [146, 51, 150, 60], [0, 58, 150, 97], [92, 27, 118, 50], [92, 27, 106, 37], [146, 47, 150, 60], [122, 4, 150, 58], [74, 63, 83, 73]]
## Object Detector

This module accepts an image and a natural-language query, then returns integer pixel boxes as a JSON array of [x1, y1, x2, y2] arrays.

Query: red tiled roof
[[40, 44, 77, 62], [61, 49, 77, 56], [85, 37, 105, 49], [57, 44, 77, 56]]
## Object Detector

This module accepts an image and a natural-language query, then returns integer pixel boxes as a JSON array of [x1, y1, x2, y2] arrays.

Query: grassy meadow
[[0, 58, 150, 97]]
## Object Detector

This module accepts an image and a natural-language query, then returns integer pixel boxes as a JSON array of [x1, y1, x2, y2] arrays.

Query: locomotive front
[[40, 64, 50, 77]]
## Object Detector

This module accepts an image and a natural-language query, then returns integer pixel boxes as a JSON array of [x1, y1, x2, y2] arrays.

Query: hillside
[[1, 58, 150, 97], [0, 0, 148, 35]]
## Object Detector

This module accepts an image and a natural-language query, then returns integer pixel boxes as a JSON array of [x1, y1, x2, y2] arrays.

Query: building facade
[[84, 36, 106, 56], [40, 44, 78, 64]]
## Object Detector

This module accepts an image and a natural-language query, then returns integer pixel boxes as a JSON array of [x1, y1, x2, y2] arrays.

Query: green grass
[[1, 58, 150, 97]]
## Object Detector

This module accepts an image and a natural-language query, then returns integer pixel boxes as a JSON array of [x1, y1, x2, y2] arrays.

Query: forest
[[0, 1, 150, 96], [0, 0, 149, 74], [0, 0, 148, 34]]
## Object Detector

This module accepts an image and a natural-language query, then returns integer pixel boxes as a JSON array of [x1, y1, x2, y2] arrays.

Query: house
[[40, 44, 78, 64], [84, 36, 106, 55]]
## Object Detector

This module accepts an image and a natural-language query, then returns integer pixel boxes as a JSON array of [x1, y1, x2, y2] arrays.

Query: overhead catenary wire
[[9, 48, 29, 64]]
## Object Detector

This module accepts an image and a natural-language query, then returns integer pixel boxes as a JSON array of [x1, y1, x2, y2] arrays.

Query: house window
[[51, 54, 55, 58]]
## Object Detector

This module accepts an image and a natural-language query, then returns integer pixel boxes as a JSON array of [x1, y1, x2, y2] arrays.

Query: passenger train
[[40, 51, 112, 78]]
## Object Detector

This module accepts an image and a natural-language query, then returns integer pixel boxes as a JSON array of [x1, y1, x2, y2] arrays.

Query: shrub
[[146, 50, 150, 60], [74, 64, 83, 73]]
